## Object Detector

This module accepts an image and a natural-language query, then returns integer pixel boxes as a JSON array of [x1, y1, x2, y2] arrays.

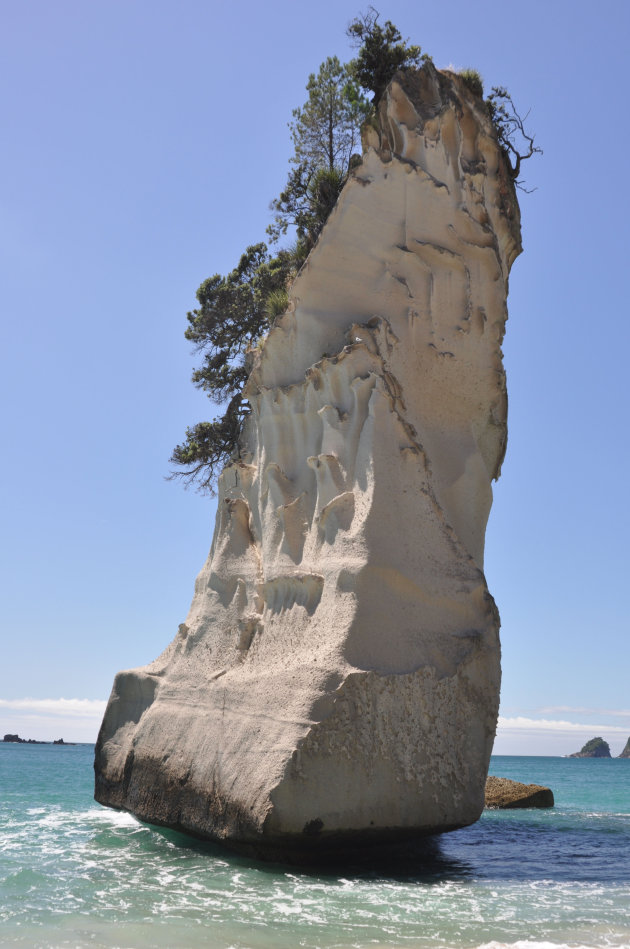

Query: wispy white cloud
[[536, 706, 630, 719], [0, 698, 106, 718], [0, 698, 107, 743], [498, 715, 629, 734], [494, 715, 629, 756]]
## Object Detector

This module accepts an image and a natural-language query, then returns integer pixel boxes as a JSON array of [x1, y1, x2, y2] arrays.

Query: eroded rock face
[[95, 63, 521, 859]]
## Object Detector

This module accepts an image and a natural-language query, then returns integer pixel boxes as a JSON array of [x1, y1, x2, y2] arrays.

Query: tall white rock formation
[[95, 63, 521, 859]]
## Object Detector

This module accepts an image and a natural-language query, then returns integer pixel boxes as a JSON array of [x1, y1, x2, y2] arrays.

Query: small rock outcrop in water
[[485, 776, 554, 809], [95, 63, 521, 859], [3, 734, 44, 744], [570, 737, 611, 758], [618, 738, 630, 758], [2, 734, 73, 745]]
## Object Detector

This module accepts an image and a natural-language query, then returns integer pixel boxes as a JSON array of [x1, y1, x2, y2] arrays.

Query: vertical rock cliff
[[95, 63, 521, 859]]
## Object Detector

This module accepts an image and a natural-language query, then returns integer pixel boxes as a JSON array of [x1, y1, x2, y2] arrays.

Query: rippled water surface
[[0, 745, 629, 949]]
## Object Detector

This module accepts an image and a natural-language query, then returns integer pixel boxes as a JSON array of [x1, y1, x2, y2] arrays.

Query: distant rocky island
[[619, 738, 630, 759], [569, 737, 611, 758], [3, 734, 72, 745]]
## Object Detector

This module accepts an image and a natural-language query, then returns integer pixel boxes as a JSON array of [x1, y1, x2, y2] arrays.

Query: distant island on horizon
[[568, 736, 630, 759], [3, 733, 75, 746]]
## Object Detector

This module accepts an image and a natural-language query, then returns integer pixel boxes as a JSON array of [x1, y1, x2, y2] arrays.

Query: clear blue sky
[[1, 0, 629, 754]]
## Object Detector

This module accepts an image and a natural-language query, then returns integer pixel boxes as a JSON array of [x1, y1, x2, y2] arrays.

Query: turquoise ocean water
[[1, 744, 629, 949]]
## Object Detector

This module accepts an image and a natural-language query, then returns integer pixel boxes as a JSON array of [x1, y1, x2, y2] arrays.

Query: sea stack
[[95, 63, 521, 859], [570, 737, 612, 758], [618, 738, 630, 759]]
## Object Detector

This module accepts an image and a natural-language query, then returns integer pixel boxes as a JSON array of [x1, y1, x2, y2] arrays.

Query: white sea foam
[[476, 943, 602, 949], [3, 748, 630, 949], [79, 806, 140, 827]]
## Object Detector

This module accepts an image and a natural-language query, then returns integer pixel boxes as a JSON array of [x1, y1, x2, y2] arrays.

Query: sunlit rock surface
[[95, 63, 521, 859]]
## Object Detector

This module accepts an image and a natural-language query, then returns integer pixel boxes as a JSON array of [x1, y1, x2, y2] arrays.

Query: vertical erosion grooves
[[95, 61, 519, 858]]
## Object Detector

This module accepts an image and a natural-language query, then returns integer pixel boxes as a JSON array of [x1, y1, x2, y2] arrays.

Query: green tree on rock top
[[346, 6, 426, 102], [169, 10, 540, 494]]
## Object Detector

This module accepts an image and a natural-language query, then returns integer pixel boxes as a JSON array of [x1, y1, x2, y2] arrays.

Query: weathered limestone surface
[[95, 63, 521, 858], [485, 776, 554, 809]]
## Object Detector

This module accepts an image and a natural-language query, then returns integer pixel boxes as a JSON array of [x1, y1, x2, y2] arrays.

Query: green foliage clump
[[268, 164, 347, 251], [346, 6, 426, 102], [459, 68, 484, 98], [170, 411, 243, 497], [264, 288, 289, 320], [169, 243, 297, 493]]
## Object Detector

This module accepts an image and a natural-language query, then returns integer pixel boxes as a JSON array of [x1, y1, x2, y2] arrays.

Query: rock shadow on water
[[133, 807, 630, 887], [146, 822, 475, 883]]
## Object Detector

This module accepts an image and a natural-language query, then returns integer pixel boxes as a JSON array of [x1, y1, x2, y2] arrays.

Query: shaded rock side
[[95, 63, 521, 858], [485, 776, 554, 809], [570, 737, 611, 758], [619, 738, 630, 759]]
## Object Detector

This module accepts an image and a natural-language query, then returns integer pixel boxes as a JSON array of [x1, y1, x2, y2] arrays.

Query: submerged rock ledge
[[95, 62, 521, 860], [485, 776, 554, 809]]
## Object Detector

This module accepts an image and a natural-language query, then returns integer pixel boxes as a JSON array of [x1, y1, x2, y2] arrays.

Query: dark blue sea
[[1, 745, 629, 948]]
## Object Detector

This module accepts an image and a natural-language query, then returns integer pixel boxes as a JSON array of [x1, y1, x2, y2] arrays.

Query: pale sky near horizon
[[1, 0, 629, 756]]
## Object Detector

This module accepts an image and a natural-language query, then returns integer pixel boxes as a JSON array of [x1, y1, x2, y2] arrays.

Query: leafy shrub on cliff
[[346, 7, 426, 102], [267, 164, 348, 251], [168, 243, 296, 492], [459, 68, 484, 98]]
